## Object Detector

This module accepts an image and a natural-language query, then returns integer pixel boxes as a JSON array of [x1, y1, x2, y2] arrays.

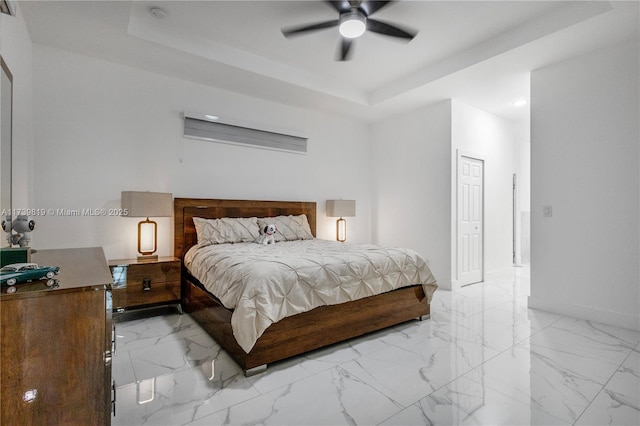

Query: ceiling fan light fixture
[[339, 11, 366, 39]]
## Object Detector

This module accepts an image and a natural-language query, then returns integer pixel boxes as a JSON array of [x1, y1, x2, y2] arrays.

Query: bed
[[175, 198, 437, 375]]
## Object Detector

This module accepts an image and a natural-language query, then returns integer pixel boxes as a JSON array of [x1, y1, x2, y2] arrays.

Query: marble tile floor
[[111, 266, 640, 426]]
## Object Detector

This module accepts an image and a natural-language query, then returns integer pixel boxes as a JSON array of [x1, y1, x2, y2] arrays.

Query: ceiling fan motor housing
[[281, 0, 416, 60]]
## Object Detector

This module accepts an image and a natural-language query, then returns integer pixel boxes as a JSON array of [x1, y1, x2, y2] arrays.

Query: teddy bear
[[259, 224, 277, 245]]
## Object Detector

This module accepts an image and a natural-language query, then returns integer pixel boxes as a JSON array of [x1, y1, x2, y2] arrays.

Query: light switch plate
[[543, 205, 553, 217]]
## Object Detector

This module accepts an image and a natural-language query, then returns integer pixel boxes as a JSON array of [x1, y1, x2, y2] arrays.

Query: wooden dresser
[[0, 247, 114, 425]]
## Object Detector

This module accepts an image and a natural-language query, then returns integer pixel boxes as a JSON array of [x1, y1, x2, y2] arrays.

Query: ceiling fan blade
[[338, 38, 354, 61], [367, 18, 416, 40], [359, 1, 394, 17], [325, 1, 352, 14], [281, 20, 339, 37]]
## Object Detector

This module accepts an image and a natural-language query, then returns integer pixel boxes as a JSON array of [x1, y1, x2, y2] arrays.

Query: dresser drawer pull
[[142, 278, 151, 291], [112, 381, 116, 415], [112, 324, 116, 356]]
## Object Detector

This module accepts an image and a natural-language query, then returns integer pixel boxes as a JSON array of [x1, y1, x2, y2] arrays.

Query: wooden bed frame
[[174, 198, 430, 375]]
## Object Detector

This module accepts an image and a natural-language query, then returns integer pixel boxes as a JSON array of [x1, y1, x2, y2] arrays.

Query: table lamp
[[121, 191, 172, 261], [326, 200, 356, 242]]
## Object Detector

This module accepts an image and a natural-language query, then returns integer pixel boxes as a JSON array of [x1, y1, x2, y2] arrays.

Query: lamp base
[[137, 254, 159, 262], [336, 217, 347, 242]]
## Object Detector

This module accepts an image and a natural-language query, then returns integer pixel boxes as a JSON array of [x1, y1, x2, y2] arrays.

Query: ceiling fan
[[281, 0, 417, 61]]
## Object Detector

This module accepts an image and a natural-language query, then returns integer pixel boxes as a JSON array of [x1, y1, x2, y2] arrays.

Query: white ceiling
[[18, 1, 640, 125]]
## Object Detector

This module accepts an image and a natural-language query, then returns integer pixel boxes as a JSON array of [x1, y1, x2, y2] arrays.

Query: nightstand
[[108, 256, 181, 314]]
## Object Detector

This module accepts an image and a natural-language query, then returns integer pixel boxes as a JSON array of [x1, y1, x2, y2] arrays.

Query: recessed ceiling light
[[513, 99, 528, 107], [204, 115, 219, 121], [149, 7, 167, 19]]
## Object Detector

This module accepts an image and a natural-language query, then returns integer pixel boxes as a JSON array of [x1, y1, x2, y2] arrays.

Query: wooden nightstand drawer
[[125, 262, 180, 286], [111, 280, 180, 310], [109, 257, 181, 312]]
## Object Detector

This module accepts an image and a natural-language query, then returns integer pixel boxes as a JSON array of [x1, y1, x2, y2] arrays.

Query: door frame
[[453, 149, 485, 290]]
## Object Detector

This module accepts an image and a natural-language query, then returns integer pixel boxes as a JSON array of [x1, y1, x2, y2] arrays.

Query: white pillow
[[193, 217, 259, 247], [257, 214, 314, 242]]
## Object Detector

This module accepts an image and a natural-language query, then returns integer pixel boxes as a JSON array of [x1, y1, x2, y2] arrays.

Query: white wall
[[0, 4, 34, 210], [31, 45, 372, 260], [371, 101, 452, 289], [451, 100, 525, 283], [516, 138, 531, 265], [370, 100, 527, 291], [530, 39, 639, 331]]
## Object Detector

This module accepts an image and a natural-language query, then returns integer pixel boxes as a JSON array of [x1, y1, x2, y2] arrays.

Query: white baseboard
[[528, 296, 640, 332]]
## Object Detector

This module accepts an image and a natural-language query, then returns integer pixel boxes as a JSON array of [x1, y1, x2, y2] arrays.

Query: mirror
[[1, 56, 13, 246]]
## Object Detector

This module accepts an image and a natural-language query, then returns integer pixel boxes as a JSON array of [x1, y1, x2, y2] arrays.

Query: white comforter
[[184, 239, 438, 353]]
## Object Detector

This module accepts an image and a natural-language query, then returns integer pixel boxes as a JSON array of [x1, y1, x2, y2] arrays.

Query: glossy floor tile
[[111, 266, 640, 425]]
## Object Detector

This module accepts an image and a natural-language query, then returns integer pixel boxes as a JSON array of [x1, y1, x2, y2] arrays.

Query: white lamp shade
[[121, 191, 172, 218], [326, 200, 356, 218]]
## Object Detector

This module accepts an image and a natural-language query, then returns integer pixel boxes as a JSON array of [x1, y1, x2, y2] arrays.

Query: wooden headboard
[[174, 198, 317, 259]]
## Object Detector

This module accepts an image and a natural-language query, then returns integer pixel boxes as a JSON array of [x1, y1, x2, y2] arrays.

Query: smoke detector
[[149, 7, 167, 19]]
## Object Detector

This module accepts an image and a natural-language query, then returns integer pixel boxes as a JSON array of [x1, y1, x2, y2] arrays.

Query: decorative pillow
[[193, 217, 259, 247], [257, 214, 314, 242]]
